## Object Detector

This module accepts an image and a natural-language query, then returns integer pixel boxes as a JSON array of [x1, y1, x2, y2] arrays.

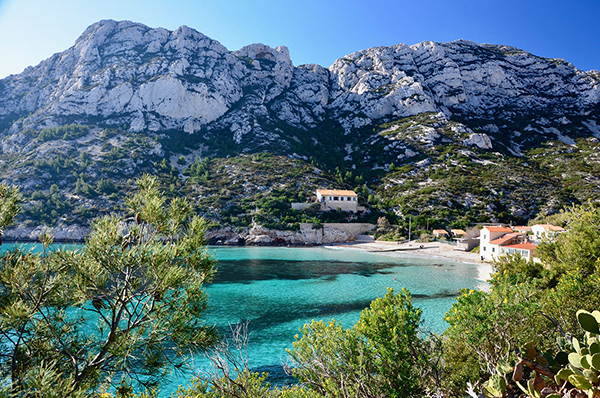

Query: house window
[[333, 196, 339, 201], [329, 196, 332, 200], [483, 247, 486, 251], [340, 197, 344, 201], [353, 197, 356, 201], [492, 247, 495, 252], [483, 234, 486, 240]]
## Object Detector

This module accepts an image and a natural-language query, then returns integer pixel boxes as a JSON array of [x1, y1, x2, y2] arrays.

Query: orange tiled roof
[[451, 229, 466, 235], [504, 243, 537, 251], [483, 226, 514, 233], [317, 189, 357, 197], [534, 224, 566, 232], [512, 226, 532, 231], [489, 233, 523, 246]]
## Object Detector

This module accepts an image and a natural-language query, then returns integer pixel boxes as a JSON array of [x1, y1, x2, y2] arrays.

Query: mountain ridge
[[1, 19, 599, 237]]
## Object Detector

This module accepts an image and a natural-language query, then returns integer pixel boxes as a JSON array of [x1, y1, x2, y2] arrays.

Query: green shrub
[[37, 124, 90, 142]]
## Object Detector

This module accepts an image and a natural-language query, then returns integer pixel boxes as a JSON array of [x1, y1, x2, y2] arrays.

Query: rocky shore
[[3, 222, 374, 246], [3, 225, 90, 243], [206, 223, 373, 246]]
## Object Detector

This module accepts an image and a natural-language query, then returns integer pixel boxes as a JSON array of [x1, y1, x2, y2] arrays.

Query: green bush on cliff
[[37, 124, 90, 142]]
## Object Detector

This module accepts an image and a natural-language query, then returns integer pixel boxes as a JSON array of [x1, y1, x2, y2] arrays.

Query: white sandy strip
[[325, 240, 495, 281]]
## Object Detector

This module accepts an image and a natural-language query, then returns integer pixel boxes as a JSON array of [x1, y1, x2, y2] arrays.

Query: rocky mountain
[[1, 19, 599, 238]]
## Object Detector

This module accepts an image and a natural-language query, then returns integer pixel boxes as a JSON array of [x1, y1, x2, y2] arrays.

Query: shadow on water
[[216, 288, 459, 336], [251, 364, 297, 386], [412, 290, 459, 300], [219, 299, 377, 334], [213, 259, 408, 284]]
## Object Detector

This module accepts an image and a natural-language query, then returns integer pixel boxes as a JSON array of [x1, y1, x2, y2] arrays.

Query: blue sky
[[0, 0, 598, 79]]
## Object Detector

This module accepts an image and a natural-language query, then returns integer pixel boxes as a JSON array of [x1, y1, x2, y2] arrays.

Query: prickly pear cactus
[[553, 310, 600, 398], [481, 309, 600, 398]]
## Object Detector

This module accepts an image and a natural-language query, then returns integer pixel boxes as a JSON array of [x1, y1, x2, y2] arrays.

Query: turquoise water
[[164, 245, 491, 394], [0, 243, 491, 395]]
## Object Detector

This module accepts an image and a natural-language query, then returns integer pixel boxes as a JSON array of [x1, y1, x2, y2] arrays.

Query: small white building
[[433, 229, 449, 238], [451, 229, 467, 237], [531, 224, 566, 242], [316, 189, 361, 212]]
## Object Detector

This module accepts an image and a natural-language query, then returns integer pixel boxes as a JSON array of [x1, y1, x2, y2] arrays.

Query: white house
[[315, 189, 362, 212], [499, 243, 537, 261], [531, 224, 566, 242], [480, 226, 517, 261], [480, 225, 547, 261], [486, 232, 529, 261]]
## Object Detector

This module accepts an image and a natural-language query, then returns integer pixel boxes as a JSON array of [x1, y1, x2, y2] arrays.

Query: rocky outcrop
[[1, 20, 598, 151], [246, 224, 353, 245], [3, 224, 89, 242], [205, 223, 373, 246], [1, 222, 371, 246], [463, 133, 493, 149]]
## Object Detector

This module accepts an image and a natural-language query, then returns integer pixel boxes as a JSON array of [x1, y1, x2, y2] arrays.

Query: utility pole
[[409, 216, 412, 242]]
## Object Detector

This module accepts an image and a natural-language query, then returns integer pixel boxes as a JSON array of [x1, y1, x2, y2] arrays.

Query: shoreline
[[328, 240, 485, 264], [326, 239, 495, 279]]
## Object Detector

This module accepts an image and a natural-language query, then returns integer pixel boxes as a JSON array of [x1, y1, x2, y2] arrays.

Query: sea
[[0, 243, 492, 395]]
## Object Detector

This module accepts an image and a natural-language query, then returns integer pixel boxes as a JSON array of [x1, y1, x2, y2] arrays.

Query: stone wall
[[291, 203, 311, 210], [321, 201, 358, 212], [315, 223, 375, 236]]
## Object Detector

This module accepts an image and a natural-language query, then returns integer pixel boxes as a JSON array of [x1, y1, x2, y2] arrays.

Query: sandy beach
[[327, 239, 496, 282], [328, 239, 489, 266]]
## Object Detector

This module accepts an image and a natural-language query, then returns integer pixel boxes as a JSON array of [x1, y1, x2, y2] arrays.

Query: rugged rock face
[[0, 19, 599, 236], [4, 224, 89, 242], [1, 20, 598, 152], [205, 223, 361, 246]]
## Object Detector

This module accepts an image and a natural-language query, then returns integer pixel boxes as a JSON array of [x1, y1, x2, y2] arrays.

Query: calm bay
[[1, 243, 491, 395], [164, 245, 491, 394]]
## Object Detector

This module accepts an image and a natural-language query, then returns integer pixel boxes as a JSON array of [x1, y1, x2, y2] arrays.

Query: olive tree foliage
[[0, 176, 217, 397], [536, 201, 600, 276], [287, 288, 434, 398]]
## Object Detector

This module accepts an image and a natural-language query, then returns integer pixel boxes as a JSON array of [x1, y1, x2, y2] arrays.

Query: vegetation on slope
[[1, 106, 600, 235]]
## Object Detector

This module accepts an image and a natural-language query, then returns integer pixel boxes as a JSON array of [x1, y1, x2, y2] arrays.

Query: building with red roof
[[531, 224, 566, 241], [480, 226, 527, 261], [500, 243, 537, 261]]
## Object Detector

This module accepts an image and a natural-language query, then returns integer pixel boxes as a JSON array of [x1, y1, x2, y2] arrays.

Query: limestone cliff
[[0, 20, 599, 235]]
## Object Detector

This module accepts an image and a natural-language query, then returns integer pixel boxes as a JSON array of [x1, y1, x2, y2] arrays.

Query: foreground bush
[[0, 176, 217, 396]]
